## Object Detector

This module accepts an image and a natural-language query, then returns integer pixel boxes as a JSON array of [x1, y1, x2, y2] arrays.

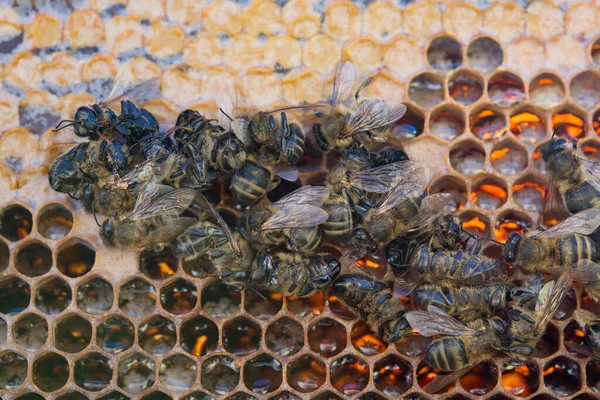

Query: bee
[[48, 142, 97, 197], [565, 309, 600, 359], [333, 274, 412, 343], [502, 208, 600, 275], [101, 181, 197, 251], [313, 61, 407, 151], [239, 186, 330, 253]]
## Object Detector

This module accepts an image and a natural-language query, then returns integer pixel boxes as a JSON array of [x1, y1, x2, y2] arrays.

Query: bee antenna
[[460, 228, 476, 240], [552, 122, 567, 139], [91, 202, 101, 227], [219, 108, 234, 121], [53, 120, 75, 131], [249, 287, 267, 300]]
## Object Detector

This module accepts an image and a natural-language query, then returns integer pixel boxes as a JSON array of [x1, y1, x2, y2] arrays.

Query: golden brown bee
[[333, 274, 411, 343], [239, 186, 330, 253], [313, 61, 407, 151]]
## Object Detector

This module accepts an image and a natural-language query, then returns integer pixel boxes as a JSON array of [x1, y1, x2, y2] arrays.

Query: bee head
[[73, 106, 101, 139], [351, 228, 378, 253], [375, 147, 409, 166], [100, 218, 116, 247], [502, 233, 522, 264], [541, 137, 572, 162]]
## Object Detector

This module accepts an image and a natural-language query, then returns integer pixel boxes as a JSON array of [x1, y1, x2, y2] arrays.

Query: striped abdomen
[[282, 122, 305, 165], [286, 227, 323, 253], [323, 197, 353, 238], [564, 182, 600, 214], [558, 234, 597, 266], [231, 161, 271, 206], [424, 338, 469, 372]]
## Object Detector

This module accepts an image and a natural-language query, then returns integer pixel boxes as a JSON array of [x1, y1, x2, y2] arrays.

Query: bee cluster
[[48, 60, 600, 393]]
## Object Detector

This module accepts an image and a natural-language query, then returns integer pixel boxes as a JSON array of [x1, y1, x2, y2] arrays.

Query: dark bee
[[565, 309, 600, 359], [239, 186, 330, 253], [48, 142, 96, 196], [313, 61, 406, 151], [333, 274, 411, 343]]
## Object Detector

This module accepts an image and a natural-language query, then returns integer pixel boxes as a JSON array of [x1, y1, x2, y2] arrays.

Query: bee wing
[[406, 306, 481, 337], [260, 204, 328, 230], [128, 183, 196, 221], [577, 156, 600, 193], [534, 273, 573, 333], [574, 309, 598, 329], [331, 61, 356, 107], [559, 260, 600, 282], [275, 165, 299, 182], [535, 208, 600, 238], [273, 185, 331, 208], [343, 99, 407, 138], [399, 193, 452, 229], [541, 179, 570, 226], [105, 67, 159, 105], [393, 274, 421, 298], [193, 192, 240, 254], [564, 341, 597, 358], [138, 216, 197, 249], [117, 154, 173, 187], [350, 160, 429, 194], [423, 367, 471, 394]]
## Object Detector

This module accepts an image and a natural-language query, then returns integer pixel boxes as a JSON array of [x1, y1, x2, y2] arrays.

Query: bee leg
[[90, 200, 101, 227], [66, 191, 79, 200], [267, 177, 281, 192], [355, 76, 374, 101]]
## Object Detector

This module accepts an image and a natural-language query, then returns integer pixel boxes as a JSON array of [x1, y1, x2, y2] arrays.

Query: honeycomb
[[1, 0, 600, 398]]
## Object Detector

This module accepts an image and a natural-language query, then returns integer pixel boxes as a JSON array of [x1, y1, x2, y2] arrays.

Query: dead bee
[[239, 185, 330, 253], [565, 309, 600, 359], [333, 274, 411, 343], [313, 61, 406, 151], [101, 181, 197, 251]]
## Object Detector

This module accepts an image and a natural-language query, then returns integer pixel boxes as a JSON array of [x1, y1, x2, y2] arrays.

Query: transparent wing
[[331, 61, 355, 106], [405, 306, 481, 337], [577, 156, 600, 193], [394, 273, 421, 298], [139, 217, 197, 249], [260, 204, 329, 230], [541, 178, 570, 227], [128, 183, 196, 221], [350, 160, 429, 194], [535, 208, 600, 238], [561, 260, 600, 282], [194, 192, 240, 254], [457, 256, 504, 285], [343, 100, 407, 138], [275, 165, 299, 182], [564, 341, 598, 358], [112, 154, 173, 188], [535, 273, 573, 333], [374, 176, 437, 217], [574, 309, 598, 329], [400, 193, 452, 229], [105, 67, 159, 105], [274, 185, 331, 208], [423, 368, 470, 394]]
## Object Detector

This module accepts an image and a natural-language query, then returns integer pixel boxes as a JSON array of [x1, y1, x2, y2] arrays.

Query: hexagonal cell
[[408, 72, 444, 108], [13, 313, 48, 349], [551, 108, 585, 140], [182, 392, 216, 400], [429, 175, 467, 213], [0, 238, 7, 272], [33, 352, 69, 392], [37, 203, 73, 239], [180, 315, 219, 357], [467, 37, 503, 73], [570, 70, 600, 109], [592, 37, 600, 67], [491, 140, 528, 175], [77, 276, 114, 315], [245, 289, 283, 320], [488, 71, 525, 108], [35, 276, 71, 314], [57, 239, 96, 277], [390, 104, 424, 141], [586, 360, 600, 392], [97, 315, 135, 354], [56, 392, 89, 400], [513, 175, 547, 213], [55, 313, 92, 353], [510, 108, 547, 145], [0, 276, 30, 315], [471, 175, 508, 210], [555, 287, 577, 320], [416, 361, 454, 393], [330, 355, 369, 396], [287, 355, 326, 393], [529, 73, 566, 110], [139, 246, 178, 280], [0, 316, 6, 344], [0, 204, 32, 242], [224, 392, 256, 400], [494, 210, 532, 243], [159, 354, 197, 392], [141, 392, 172, 400], [429, 105, 465, 141], [286, 292, 325, 317], [306, 317, 346, 358], [449, 140, 485, 176], [201, 355, 240, 396], [460, 362, 497, 395], [469, 105, 506, 141], [139, 314, 177, 354], [426, 35, 462, 72], [243, 354, 283, 394], [373, 354, 412, 396], [448, 69, 484, 106], [14, 394, 45, 400], [265, 316, 304, 356], [201, 280, 241, 318], [329, 293, 357, 320], [98, 391, 132, 400], [312, 392, 343, 400], [15, 240, 52, 277], [118, 278, 157, 317], [223, 316, 261, 356], [535, 322, 560, 358], [543, 357, 581, 396], [358, 392, 386, 400], [582, 139, 600, 160], [160, 278, 197, 315], [564, 320, 588, 358], [118, 352, 156, 394], [182, 257, 210, 278], [74, 352, 113, 392], [460, 210, 492, 238], [350, 320, 386, 356], [0, 350, 27, 389]]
